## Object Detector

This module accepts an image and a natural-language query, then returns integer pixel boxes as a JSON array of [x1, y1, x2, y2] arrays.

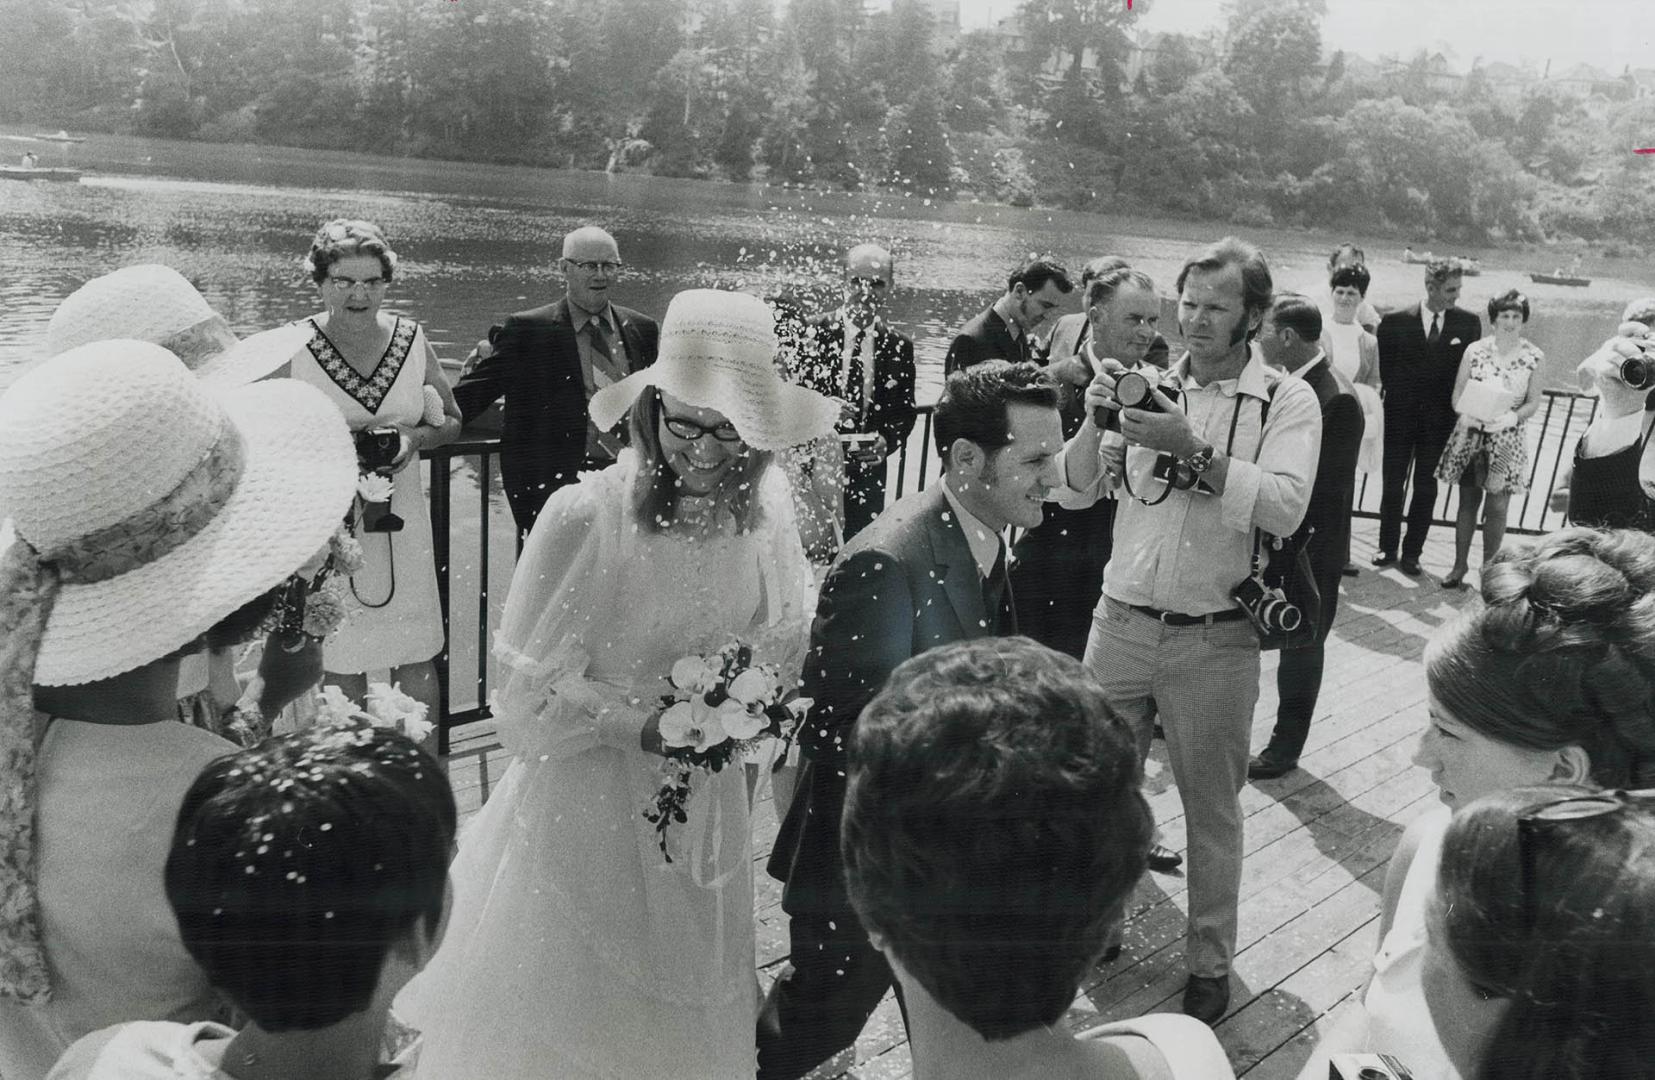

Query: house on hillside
[[1547, 62, 1615, 98]]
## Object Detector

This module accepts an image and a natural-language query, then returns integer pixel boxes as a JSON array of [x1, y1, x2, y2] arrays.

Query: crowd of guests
[[2, 214, 1655, 1080]]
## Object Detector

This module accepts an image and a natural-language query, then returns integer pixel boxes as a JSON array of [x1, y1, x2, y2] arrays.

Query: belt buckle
[[1158, 609, 1178, 625]]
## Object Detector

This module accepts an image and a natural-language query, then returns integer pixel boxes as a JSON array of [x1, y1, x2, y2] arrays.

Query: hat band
[[44, 422, 246, 585], [161, 315, 239, 374]]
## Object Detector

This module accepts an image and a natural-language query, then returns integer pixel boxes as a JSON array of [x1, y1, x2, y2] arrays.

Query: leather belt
[[1128, 604, 1247, 627]]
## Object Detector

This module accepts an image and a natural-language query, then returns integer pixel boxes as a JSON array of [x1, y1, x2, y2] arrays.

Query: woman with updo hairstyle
[[1421, 785, 1655, 1080], [287, 218, 461, 727], [1297, 525, 1655, 1080]]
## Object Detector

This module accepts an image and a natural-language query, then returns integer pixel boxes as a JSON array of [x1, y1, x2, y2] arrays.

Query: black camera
[[354, 426, 401, 473], [1094, 369, 1181, 430], [1232, 574, 1302, 635]]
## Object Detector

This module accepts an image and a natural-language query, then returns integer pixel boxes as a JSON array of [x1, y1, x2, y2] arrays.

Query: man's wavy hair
[[1175, 236, 1273, 342], [1434, 786, 1655, 1080], [842, 637, 1153, 1040]]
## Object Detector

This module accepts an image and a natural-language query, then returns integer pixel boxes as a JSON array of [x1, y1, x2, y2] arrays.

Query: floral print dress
[[1435, 336, 1542, 495]]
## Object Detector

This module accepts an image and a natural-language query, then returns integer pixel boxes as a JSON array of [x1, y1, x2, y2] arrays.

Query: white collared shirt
[[991, 294, 1025, 345], [1290, 351, 1326, 380], [1421, 301, 1446, 339], [836, 308, 880, 417], [940, 477, 1004, 579]]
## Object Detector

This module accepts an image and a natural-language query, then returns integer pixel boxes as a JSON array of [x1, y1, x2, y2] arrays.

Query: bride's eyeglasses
[[661, 413, 743, 443]]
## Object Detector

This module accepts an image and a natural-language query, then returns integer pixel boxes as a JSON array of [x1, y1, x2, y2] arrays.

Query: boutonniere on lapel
[[1450, 338, 1462, 346]]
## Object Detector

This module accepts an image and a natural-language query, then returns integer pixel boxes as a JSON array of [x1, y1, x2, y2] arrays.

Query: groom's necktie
[[1427, 312, 1441, 347], [584, 320, 627, 459], [983, 544, 1016, 635]]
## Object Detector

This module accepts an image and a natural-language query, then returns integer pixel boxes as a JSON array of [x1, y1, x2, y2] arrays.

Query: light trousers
[[1084, 595, 1260, 978]]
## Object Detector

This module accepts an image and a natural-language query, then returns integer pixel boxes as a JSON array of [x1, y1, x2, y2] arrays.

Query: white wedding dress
[[399, 451, 815, 1079]]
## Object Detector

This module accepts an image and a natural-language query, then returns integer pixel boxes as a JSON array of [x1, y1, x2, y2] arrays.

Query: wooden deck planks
[[438, 516, 1473, 1078]]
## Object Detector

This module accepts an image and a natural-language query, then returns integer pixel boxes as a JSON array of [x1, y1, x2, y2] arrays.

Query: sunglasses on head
[[1517, 788, 1655, 931]]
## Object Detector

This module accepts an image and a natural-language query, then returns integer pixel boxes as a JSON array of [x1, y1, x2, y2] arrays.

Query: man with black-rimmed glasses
[[453, 225, 660, 536]]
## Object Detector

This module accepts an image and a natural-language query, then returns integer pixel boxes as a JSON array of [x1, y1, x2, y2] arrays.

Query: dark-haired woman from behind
[[1423, 786, 1655, 1080], [1297, 525, 1655, 1080], [46, 724, 456, 1079]]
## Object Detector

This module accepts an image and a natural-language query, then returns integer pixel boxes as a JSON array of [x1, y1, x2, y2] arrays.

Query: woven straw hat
[[589, 289, 837, 451], [0, 339, 356, 685], [45, 265, 306, 387]]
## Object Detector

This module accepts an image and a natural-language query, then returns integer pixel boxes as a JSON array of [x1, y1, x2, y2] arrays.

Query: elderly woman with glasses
[[1421, 786, 1655, 1080], [286, 219, 461, 728], [1297, 525, 1655, 1080]]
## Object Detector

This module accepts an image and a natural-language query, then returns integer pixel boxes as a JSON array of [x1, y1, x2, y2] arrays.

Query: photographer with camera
[[1550, 298, 1655, 530], [288, 219, 461, 729], [1054, 237, 1320, 1025]]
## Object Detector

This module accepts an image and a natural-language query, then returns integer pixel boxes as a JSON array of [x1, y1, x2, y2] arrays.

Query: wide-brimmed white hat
[[589, 289, 838, 451], [45, 264, 306, 387], [0, 339, 355, 1004], [0, 340, 356, 686]]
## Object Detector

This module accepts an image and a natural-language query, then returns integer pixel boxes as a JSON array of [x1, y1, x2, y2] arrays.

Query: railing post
[[428, 450, 454, 756]]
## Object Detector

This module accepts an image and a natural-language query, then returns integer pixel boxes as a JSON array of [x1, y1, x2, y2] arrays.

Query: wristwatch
[[1183, 442, 1216, 475]]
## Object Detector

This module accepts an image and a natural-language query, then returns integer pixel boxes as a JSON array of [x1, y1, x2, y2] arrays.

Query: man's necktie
[[584, 320, 627, 458], [983, 544, 1016, 635], [846, 329, 867, 427], [1427, 313, 1441, 347]]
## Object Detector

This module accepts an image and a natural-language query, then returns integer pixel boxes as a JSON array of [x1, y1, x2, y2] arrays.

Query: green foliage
[[2, 0, 1646, 245]]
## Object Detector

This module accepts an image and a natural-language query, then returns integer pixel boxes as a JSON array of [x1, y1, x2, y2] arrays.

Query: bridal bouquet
[[644, 638, 811, 860]]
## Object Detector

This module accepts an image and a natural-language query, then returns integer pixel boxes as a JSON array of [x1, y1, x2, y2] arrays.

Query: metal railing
[[423, 389, 1597, 744]]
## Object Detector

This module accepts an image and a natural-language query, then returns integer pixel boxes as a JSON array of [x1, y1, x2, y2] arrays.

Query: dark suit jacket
[[453, 298, 658, 529], [1293, 358, 1365, 591], [797, 313, 917, 452], [768, 483, 996, 912], [1376, 303, 1480, 431], [945, 305, 1031, 375]]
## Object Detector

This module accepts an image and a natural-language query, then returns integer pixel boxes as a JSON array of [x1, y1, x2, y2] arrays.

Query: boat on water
[[32, 130, 86, 143], [1528, 271, 1592, 287], [1401, 247, 1481, 275], [0, 165, 83, 182]]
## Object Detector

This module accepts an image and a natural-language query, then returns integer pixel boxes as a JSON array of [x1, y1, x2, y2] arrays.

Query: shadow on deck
[[441, 515, 1472, 1079]]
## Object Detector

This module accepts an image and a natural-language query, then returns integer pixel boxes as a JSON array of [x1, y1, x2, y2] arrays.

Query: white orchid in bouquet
[[644, 639, 811, 860], [315, 681, 435, 745]]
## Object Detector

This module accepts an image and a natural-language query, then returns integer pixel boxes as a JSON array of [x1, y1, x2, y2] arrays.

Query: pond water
[[4, 125, 1649, 400]]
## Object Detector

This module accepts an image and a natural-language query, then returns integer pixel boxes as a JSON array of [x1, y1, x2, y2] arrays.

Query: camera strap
[[1121, 388, 1247, 506]]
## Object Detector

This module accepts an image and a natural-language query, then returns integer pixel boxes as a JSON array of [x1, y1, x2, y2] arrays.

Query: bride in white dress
[[400, 290, 838, 1079]]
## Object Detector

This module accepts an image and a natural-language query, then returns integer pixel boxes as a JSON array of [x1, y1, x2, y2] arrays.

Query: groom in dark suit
[[796, 243, 917, 539], [1249, 295, 1365, 780], [758, 361, 1064, 1080], [1373, 259, 1479, 575], [452, 226, 660, 535]]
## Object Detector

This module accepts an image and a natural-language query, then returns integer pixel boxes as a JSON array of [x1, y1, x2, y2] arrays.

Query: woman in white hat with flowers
[[43, 264, 330, 741], [399, 289, 835, 1080], [0, 340, 356, 1080]]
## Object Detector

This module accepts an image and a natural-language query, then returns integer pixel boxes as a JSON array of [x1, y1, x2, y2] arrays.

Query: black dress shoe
[[1371, 551, 1396, 567], [1247, 754, 1298, 780], [1182, 974, 1230, 1025], [1101, 944, 1122, 963], [1146, 843, 1183, 872], [1399, 556, 1423, 577], [1342, 562, 1360, 577]]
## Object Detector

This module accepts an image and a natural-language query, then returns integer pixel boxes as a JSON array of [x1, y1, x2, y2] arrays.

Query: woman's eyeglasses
[[1517, 788, 1655, 930], [327, 275, 388, 291], [661, 414, 742, 443]]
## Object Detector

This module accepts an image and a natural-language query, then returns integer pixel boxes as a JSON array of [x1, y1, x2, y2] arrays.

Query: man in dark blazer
[[758, 361, 1064, 1080], [452, 226, 659, 535], [796, 243, 917, 539], [1249, 295, 1365, 780], [1373, 259, 1479, 575], [943, 256, 1073, 375]]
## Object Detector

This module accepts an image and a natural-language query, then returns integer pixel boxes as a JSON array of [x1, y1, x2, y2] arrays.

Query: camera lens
[[1621, 357, 1653, 391], [1114, 370, 1154, 410]]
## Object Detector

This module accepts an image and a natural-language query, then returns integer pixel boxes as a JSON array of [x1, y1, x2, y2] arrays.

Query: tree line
[[4, 0, 1653, 247]]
